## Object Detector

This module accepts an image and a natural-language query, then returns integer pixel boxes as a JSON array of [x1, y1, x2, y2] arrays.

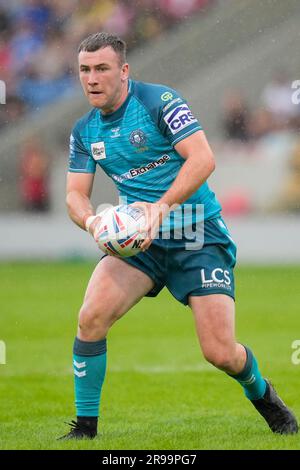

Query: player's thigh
[[189, 294, 236, 354], [83, 255, 155, 318]]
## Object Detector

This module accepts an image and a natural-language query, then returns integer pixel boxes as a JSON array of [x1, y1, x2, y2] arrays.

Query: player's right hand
[[88, 216, 102, 241], [85, 208, 110, 242]]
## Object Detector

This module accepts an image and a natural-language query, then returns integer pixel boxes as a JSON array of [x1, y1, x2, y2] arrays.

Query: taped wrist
[[83, 214, 96, 233]]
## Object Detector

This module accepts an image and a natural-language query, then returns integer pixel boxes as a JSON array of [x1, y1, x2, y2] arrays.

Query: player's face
[[79, 47, 129, 113]]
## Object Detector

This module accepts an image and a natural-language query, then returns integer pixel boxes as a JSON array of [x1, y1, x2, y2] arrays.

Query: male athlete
[[61, 32, 298, 439]]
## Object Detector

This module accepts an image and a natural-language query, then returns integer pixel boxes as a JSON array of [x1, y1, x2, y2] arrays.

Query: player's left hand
[[131, 201, 169, 251]]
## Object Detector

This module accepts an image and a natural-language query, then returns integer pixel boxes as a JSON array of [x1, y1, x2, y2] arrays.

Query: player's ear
[[121, 63, 129, 82]]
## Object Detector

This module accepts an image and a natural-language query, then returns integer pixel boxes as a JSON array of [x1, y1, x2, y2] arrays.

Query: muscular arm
[[134, 130, 216, 250], [66, 172, 95, 230], [158, 130, 215, 208]]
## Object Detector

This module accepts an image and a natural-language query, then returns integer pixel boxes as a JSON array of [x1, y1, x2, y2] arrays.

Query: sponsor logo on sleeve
[[164, 104, 198, 135], [161, 91, 173, 102], [162, 97, 183, 113], [91, 142, 106, 160]]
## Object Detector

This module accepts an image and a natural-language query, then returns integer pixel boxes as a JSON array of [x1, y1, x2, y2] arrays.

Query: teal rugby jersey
[[69, 79, 221, 229]]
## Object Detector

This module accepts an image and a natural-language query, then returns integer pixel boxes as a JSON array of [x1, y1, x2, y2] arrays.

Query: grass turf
[[0, 262, 299, 450]]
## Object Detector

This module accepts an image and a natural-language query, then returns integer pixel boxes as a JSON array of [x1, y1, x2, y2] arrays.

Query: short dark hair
[[78, 32, 127, 66]]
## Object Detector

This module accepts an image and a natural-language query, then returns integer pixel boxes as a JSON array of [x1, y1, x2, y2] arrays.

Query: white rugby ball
[[95, 205, 146, 257]]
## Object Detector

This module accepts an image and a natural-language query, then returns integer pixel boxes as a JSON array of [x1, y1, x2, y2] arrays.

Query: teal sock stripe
[[73, 337, 107, 417], [228, 345, 266, 400]]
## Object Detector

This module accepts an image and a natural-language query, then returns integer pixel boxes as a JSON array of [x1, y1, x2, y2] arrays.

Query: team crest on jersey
[[129, 129, 147, 148], [91, 142, 106, 160]]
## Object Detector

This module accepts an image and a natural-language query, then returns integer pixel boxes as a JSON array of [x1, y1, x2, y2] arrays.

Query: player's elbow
[[204, 151, 216, 177], [209, 154, 216, 174]]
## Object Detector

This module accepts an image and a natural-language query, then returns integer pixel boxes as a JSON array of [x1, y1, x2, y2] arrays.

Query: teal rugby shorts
[[113, 216, 237, 306]]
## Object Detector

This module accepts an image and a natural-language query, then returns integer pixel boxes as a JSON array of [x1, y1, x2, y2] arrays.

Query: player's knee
[[202, 346, 234, 371], [78, 301, 117, 338]]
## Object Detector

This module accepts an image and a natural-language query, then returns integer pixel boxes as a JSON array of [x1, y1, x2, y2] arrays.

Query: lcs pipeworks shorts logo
[[201, 268, 232, 290]]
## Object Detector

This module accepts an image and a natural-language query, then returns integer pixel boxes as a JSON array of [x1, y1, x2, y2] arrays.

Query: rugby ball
[[95, 205, 146, 257]]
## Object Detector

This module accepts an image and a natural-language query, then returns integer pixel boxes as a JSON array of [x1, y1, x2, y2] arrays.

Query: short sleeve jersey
[[69, 79, 221, 226]]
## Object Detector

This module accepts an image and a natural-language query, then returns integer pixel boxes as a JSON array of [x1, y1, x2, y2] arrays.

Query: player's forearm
[[66, 190, 95, 230], [158, 153, 215, 208]]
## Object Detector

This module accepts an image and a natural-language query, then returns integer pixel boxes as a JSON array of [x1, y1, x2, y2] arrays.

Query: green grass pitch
[[0, 262, 299, 450]]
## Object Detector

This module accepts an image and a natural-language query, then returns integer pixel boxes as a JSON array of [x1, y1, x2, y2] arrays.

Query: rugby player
[[60, 32, 298, 439]]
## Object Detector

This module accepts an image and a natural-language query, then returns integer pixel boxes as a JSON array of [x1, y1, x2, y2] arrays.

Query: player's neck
[[101, 80, 129, 115]]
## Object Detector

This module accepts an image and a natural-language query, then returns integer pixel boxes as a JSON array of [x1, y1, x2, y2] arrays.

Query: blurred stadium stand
[[1, 0, 300, 262]]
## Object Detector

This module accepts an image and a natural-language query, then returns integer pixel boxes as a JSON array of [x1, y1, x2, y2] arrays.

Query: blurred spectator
[[28, 28, 73, 80], [158, 0, 212, 20], [102, 1, 135, 38], [0, 0, 215, 126], [0, 7, 11, 39], [222, 77, 300, 143], [222, 91, 251, 142], [15, 0, 54, 36], [0, 37, 12, 83], [66, 0, 116, 44], [19, 136, 50, 212], [0, 8, 13, 84], [279, 141, 300, 212], [248, 108, 274, 140], [0, 95, 27, 129], [16, 27, 76, 109], [220, 189, 252, 217], [133, 1, 164, 44], [261, 71, 299, 130], [9, 17, 44, 73]]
